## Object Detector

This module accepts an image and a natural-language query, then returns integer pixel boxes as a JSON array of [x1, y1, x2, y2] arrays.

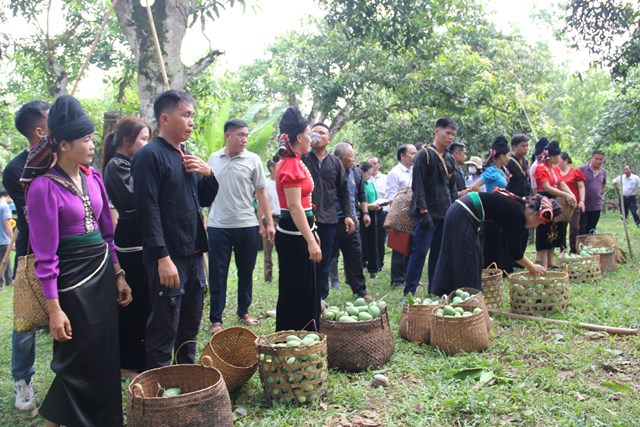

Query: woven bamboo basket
[[597, 249, 616, 272], [557, 254, 601, 283], [255, 331, 328, 405], [509, 270, 569, 315], [320, 309, 394, 371], [447, 288, 492, 332], [430, 304, 489, 355], [399, 302, 442, 344], [577, 233, 623, 264], [127, 363, 232, 427], [481, 262, 504, 310], [199, 326, 258, 392]]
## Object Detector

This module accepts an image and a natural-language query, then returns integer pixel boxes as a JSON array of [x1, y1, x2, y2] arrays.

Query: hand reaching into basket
[[528, 264, 547, 276]]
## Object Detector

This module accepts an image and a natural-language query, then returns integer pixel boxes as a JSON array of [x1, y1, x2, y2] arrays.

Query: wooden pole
[[0, 229, 19, 277], [145, 0, 170, 90], [491, 310, 639, 336], [70, 0, 119, 96], [615, 180, 634, 258]]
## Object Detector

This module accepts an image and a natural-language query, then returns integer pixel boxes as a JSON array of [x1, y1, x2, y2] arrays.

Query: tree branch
[[185, 49, 224, 81]]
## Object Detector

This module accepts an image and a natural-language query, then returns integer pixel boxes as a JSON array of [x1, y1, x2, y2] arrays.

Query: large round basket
[[577, 233, 622, 264], [127, 364, 232, 427], [199, 326, 258, 392], [509, 270, 569, 315], [557, 254, 601, 283], [430, 304, 489, 356], [399, 302, 441, 344], [447, 288, 491, 332], [481, 263, 504, 310], [319, 309, 394, 372], [255, 331, 328, 405]]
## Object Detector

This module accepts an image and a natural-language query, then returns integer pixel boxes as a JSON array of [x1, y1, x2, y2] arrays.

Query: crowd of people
[[3, 91, 638, 426]]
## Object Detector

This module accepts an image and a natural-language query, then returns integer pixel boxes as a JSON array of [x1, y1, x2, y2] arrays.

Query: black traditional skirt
[[115, 217, 149, 372], [39, 232, 122, 427], [431, 200, 483, 297], [275, 216, 320, 332], [535, 221, 567, 250]]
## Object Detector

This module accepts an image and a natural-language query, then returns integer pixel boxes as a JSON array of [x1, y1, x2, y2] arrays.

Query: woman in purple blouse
[[24, 95, 132, 427]]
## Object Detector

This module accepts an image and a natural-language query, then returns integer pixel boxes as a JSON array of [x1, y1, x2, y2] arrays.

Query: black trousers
[[622, 196, 640, 225], [333, 217, 367, 297], [390, 250, 408, 285], [580, 210, 601, 235], [146, 254, 205, 369]]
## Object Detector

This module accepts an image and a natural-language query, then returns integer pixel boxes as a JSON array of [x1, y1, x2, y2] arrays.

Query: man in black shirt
[[132, 90, 218, 368], [449, 141, 469, 199], [405, 118, 458, 296], [506, 134, 532, 266], [303, 123, 354, 301], [4, 100, 50, 411]]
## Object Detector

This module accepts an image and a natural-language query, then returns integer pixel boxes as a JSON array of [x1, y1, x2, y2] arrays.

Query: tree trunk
[[114, 0, 222, 123]]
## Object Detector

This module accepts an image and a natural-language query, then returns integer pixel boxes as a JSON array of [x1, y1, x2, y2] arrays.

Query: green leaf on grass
[[601, 381, 633, 392], [453, 367, 485, 380], [510, 361, 525, 367], [478, 370, 495, 387]]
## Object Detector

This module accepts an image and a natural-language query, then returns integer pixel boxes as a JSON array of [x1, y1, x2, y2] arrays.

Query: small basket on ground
[[127, 362, 232, 427], [399, 302, 442, 344], [399, 286, 441, 344], [255, 331, 328, 405], [199, 326, 258, 392], [577, 233, 623, 264], [447, 288, 492, 332], [320, 308, 394, 371], [481, 262, 504, 310], [557, 254, 601, 283], [596, 248, 616, 272], [509, 270, 569, 315], [430, 304, 489, 355]]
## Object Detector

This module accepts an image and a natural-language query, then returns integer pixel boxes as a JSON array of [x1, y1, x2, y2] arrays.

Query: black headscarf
[[491, 135, 510, 156], [277, 106, 309, 158], [48, 95, 95, 143], [534, 137, 549, 157], [544, 140, 561, 156], [21, 95, 95, 183]]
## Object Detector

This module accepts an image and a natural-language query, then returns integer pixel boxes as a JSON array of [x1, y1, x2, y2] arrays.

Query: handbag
[[383, 187, 415, 236], [13, 247, 49, 333]]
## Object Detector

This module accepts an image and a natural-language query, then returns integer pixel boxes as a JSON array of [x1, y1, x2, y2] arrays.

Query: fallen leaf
[[601, 364, 620, 373], [414, 404, 424, 413], [352, 415, 379, 427], [320, 403, 328, 411], [478, 370, 495, 387], [557, 371, 575, 381], [575, 392, 587, 401], [554, 333, 565, 341], [584, 331, 608, 340], [453, 367, 485, 380], [339, 413, 353, 427], [601, 381, 633, 393]]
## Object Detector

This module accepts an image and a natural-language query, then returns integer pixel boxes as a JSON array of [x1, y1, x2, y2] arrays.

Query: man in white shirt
[[207, 119, 275, 334], [385, 144, 417, 288], [613, 165, 640, 226]]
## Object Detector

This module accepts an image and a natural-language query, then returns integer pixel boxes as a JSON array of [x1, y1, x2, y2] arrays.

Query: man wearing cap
[[303, 123, 354, 302], [613, 165, 640, 227], [207, 119, 275, 333], [405, 118, 458, 296], [579, 150, 607, 234], [506, 134, 532, 265], [449, 141, 469, 198]]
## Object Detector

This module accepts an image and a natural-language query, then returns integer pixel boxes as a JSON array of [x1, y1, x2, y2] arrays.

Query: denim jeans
[[208, 226, 259, 324], [12, 331, 36, 383], [404, 218, 444, 296]]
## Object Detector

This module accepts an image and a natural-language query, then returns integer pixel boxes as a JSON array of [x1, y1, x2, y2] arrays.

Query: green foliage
[[563, 0, 640, 79]]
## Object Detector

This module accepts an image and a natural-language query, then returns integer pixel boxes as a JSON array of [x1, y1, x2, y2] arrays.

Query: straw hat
[[464, 156, 483, 169]]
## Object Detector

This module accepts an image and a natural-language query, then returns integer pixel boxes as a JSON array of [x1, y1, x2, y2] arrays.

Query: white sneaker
[[14, 379, 35, 411]]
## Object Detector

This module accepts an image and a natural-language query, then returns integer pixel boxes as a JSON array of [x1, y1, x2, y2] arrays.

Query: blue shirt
[[0, 200, 12, 245], [481, 166, 508, 193]]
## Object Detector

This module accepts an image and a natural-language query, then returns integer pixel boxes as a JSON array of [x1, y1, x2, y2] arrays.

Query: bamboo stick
[[145, 0, 170, 90], [490, 310, 639, 336]]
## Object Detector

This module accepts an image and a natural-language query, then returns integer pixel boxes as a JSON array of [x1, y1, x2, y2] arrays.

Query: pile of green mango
[[434, 305, 482, 318], [322, 298, 386, 322]]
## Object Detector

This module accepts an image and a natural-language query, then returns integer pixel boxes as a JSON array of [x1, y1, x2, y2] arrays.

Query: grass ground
[[0, 213, 638, 426]]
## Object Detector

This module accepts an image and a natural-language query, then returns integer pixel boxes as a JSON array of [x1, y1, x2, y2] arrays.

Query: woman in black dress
[[431, 190, 561, 297], [103, 116, 152, 376]]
